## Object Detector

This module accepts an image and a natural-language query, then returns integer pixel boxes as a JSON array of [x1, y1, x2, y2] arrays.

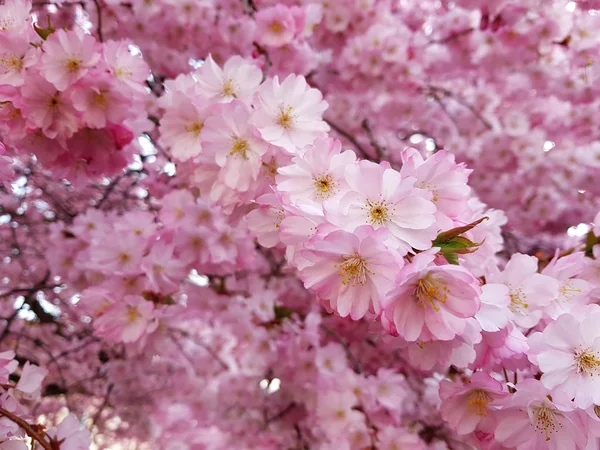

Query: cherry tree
[[0, 0, 599, 449]]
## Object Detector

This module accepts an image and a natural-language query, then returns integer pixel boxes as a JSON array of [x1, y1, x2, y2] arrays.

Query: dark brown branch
[[0, 406, 53, 450]]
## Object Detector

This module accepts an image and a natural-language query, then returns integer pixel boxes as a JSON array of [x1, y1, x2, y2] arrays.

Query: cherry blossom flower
[[494, 379, 587, 450], [202, 101, 268, 191], [439, 372, 508, 435], [381, 251, 481, 341], [255, 5, 298, 48], [528, 305, 600, 408], [327, 160, 438, 255], [40, 29, 101, 91], [300, 225, 400, 320], [47, 415, 91, 450], [194, 55, 262, 103], [277, 137, 356, 206], [252, 74, 329, 153]]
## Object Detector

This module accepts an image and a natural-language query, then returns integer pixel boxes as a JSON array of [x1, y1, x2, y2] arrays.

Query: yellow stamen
[[532, 405, 561, 442], [185, 121, 204, 137], [335, 253, 372, 286], [466, 389, 492, 416], [229, 137, 249, 159], [313, 174, 336, 199], [277, 106, 294, 129], [414, 273, 449, 312], [221, 78, 236, 98]]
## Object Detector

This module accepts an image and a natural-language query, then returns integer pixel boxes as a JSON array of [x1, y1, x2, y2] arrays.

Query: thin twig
[[324, 118, 370, 160], [428, 27, 474, 45], [92, 0, 104, 42], [320, 325, 364, 374], [263, 402, 296, 429], [92, 383, 114, 426], [361, 119, 386, 161]]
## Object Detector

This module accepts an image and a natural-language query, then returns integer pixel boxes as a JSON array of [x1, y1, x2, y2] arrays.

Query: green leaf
[[34, 22, 55, 41], [585, 231, 599, 258], [433, 217, 488, 246], [433, 217, 488, 264], [274, 306, 294, 321]]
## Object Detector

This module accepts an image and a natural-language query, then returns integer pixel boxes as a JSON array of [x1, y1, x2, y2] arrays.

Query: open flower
[[440, 372, 508, 435], [253, 74, 329, 153], [327, 160, 438, 255], [381, 251, 481, 341], [40, 29, 100, 91], [528, 305, 600, 409], [202, 101, 268, 191], [299, 225, 400, 320]]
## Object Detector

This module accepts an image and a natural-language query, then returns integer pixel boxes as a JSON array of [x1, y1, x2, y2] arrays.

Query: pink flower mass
[[0, 0, 599, 449]]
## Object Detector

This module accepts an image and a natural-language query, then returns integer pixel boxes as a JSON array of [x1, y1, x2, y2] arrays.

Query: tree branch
[[0, 407, 53, 450]]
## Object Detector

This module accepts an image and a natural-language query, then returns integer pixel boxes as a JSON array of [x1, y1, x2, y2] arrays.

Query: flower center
[[65, 58, 82, 73], [229, 137, 249, 159], [575, 348, 600, 375], [126, 306, 141, 323], [466, 389, 492, 416], [185, 121, 204, 137], [336, 253, 372, 286], [269, 21, 284, 34], [532, 405, 561, 442], [93, 91, 108, 108], [277, 106, 295, 129], [508, 287, 529, 313], [313, 174, 336, 199], [414, 273, 449, 312], [221, 78, 236, 98], [559, 280, 582, 301], [48, 95, 60, 109], [0, 55, 23, 72], [365, 199, 391, 226]]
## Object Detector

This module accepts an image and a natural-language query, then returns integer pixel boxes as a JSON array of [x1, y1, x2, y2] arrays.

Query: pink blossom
[[439, 372, 508, 435], [528, 305, 600, 408], [300, 225, 400, 320], [541, 251, 592, 319], [141, 240, 191, 293], [252, 74, 329, 153], [255, 5, 298, 48], [277, 137, 356, 206], [327, 160, 438, 255], [0, 35, 36, 86], [381, 251, 481, 341], [15, 362, 47, 400], [102, 40, 150, 93], [494, 379, 587, 450], [47, 415, 91, 450], [19, 73, 79, 139], [40, 29, 101, 91], [94, 295, 155, 343], [195, 55, 262, 103], [90, 231, 145, 274], [70, 75, 131, 128], [158, 95, 211, 161], [486, 253, 560, 328], [0, 351, 17, 384], [202, 101, 268, 191]]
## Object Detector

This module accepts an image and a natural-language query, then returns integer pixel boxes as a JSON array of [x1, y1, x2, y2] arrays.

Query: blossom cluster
[[0, 0, 150, 184], [1, 0, 600, 449]]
